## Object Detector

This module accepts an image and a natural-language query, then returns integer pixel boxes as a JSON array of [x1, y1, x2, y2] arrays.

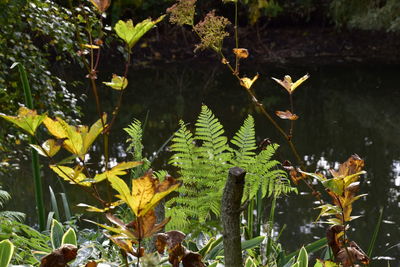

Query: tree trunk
[[221, 167, 246, 267]]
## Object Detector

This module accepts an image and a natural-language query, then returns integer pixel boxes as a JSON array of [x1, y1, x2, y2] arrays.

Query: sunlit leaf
[[50, 165, 92, 187], [77, 200, 123, 213], [240, 73, 259, 90], [108, 170, 180, 216], [102, 74, 128, 90], [61, 228, 77, 246], [88, 0, 110, 12], [275, 110, 299, 120], [233, 48, 249, 59], [84, 219, 136, 239], [30, 139, 62, 157], [115, 16, 165, 49], [44, 115, 106, 157], [125, 210, 171, 239], [0, 107, 46, 135], [272, 74, 309, 94], [82, 44, 100, 49], [93, 161, 142, 182]]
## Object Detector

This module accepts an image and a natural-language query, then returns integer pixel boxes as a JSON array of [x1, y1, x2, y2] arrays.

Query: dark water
[[3, 59, 400, 265]]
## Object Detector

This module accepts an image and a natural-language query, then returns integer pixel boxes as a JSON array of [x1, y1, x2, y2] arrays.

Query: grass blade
[[367, 207, 383, 258]]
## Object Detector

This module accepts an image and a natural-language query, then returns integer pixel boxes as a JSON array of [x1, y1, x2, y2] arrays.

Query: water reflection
[[2, 60, 399, 265]]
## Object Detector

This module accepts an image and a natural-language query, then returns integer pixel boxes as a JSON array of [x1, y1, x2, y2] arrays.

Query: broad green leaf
[[0, 107, 46, 135], [94, 161, 142, 182], [50, 165, 92, 187], [115, 16, 165, 49], [322, 178, 344, 195], [244, 257, 257, 267], [0, 239, 14, 267], [30, 139, 62, 157], [61, 228, 77, 246], [297, 246, 308, 267], [103, 74, 128, 90], [50, 219, 64, 249], [241, 236, 265, 250]]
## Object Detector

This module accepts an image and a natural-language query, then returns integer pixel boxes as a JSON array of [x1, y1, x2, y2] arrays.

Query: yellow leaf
[[94, 161, 142, 182], [30, 139, 62, 157], [83, 44, 100, 49], [240, 73, 259, 90], [50, 165, 92, 186], [44, 115, 106, 157], [0, 107, 46, 135], [103, 75, 128, 90], [272, 74, 309, 94], [77, 200, 123, 212], [82, 113, 107, 154], [108, 170, 180, 217]]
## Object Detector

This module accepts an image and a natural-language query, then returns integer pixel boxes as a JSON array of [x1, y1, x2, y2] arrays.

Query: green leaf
[[0, 107, 46, 135], [50, 219, 64, 249], [0, 239, 14, 267], [61, 228, 77, 246], [241, 236, 265, 250], [244, 257, 257, 267], [115, 16, 165, 49], [103, 74, 128, 90], [297, 246, 308, 267]]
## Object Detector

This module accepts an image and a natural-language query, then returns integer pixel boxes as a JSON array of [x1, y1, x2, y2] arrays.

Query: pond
[[3, 58, 400, 266]]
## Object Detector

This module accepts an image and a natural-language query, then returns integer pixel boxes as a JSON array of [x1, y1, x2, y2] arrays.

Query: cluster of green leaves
[[330, 0, 400, 32], [167, 105, 296, 233], [0, 186, 25, 222], [0, 0, 98, 176]]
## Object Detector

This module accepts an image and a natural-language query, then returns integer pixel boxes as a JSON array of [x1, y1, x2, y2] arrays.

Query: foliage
[[167, 105, 295, 233], [0, 239, 14, 267], [0, 186, 25, 222], [330, 0, 400, 32]]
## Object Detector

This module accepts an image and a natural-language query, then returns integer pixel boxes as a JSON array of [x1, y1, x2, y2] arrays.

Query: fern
[[0, 187, 25, 222], [167, 105, 296, 233], [124, 119, 150, 177]]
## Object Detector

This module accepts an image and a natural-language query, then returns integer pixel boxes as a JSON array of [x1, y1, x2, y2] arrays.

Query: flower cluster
[[193, 10, 230, 52], [166, 0, 197, 26]]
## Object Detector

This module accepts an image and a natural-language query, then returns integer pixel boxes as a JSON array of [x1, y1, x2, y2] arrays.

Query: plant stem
[[289, 93, 294, 137], [17, 63, 46, 231]]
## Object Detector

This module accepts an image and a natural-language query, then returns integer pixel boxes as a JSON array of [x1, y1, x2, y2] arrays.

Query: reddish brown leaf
[[275, 110, 299, 120], [85, 261, 98, 267], [182, 252, 206, 267], [233, 48, 249, 59], [326, 225, 345, 256], [89, 0, 110, 12], [336, 241, 370, 267], [127, 210, 171, 239], [40, 244, 78, 267]]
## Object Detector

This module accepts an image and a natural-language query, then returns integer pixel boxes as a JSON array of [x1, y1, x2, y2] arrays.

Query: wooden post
[[221, 167, 246, 267]]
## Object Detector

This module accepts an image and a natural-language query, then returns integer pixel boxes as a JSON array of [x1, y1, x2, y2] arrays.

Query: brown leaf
[[155, 230, 186, 252], [275, 110, 299, 120], [89, 0, 110, 12], [182, 252, 206, 267], [40, 244, 78, 267], [233, 48, 249, 59], [336, 241, 369, 267], [330, 155, 364, 178], [126, 210, 171, 239], [326, 225, 345, 256], [85, 261, 98, 267]]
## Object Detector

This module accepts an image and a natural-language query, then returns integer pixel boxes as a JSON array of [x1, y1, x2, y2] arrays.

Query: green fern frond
[[231, 115, 257, 168], [0, 211, 25, 222], [0, 188, 11, 208], [124, 119, 144, 161]]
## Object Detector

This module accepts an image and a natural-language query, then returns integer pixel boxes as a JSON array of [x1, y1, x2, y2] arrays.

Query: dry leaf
[[240, 73, 259, 90], [89, 0, 110, 12], [40, 244, 78, 267], [275, 110, 299, 120], [233, 48, 249, 59]]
